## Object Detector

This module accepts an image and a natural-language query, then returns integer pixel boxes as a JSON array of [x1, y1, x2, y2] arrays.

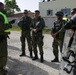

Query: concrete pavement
[[6, 31, 59, 75]]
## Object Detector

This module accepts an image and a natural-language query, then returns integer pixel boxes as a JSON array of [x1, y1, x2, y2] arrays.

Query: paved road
[[6, 31, 59, 75]]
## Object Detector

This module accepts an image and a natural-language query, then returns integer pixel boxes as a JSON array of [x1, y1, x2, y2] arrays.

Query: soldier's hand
[[32, 29, 37, 33], [51, 33, 56, 38], [70, 29, 75, 32]]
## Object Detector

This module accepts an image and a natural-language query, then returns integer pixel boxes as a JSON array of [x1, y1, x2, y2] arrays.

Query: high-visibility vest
[[0, 12, 10, 33], [63, 17, 70, 22]]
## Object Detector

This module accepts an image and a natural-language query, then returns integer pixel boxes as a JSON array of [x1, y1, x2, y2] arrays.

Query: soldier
[[0, 2, 11, 75], [32, 10, 45, 62], [18, 10, 33, 58], [51, 11, 66, 62]]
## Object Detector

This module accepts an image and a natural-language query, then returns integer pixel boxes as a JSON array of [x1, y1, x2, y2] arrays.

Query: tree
[[4, 0, 21, 16]]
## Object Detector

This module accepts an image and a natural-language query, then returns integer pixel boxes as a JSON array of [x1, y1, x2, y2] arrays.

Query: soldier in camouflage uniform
[[32, 10, 45, 62], [51, 11, 66, 62], [18, 10, 32, 58]]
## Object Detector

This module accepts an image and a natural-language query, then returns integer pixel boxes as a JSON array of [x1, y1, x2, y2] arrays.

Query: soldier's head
[[55, 11, 64, 20], [34, 10, 40, 19], [23, 9, 28, 17], [71, 8, 76, 16], [0, 2, 4, 10]]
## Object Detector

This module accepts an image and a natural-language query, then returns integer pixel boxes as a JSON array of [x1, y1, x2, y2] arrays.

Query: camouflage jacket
[[51, 19, 66, 39], [32, 16, 45, 35], [18, 16, 32, 31]]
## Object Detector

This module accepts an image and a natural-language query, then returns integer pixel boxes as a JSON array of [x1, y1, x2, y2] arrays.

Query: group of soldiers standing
[[0, 1, 76, 75], [18, 8, 76, 75], [18, 10, 45, 63]]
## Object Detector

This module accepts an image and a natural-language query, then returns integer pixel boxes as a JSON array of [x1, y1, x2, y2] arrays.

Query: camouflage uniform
[[18, 15, 32, 57], [52, 20, 66, 59], [32, 16, 45, 62], [51, 11, 66, 62]]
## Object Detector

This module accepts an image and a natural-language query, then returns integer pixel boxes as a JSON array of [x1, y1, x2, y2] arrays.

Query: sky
[[0, 0, 41, 12]]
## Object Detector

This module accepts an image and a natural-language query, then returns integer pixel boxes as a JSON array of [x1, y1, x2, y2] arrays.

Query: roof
[[11, 12, 34, 18]]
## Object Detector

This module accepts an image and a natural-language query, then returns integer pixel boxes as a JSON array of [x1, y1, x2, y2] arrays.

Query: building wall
[[39, 0, 76, 17], [43, 17, 56, 29]]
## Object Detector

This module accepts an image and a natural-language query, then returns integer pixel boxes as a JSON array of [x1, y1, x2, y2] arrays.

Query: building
[[39, 0, 76, 17], [39, 0, 76, 29]]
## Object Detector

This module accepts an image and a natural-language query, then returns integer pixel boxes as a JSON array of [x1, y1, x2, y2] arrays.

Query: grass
[[10, 26, 21, 31], [43, 29, 51, 34], [11, 26, 51, 34]]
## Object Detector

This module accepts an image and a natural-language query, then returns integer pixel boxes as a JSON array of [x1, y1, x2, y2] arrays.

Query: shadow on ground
[[8, 45, 20, 51], [7, 57, 49, 75], [8, 45, 59, 71], [43, 60, 59, 70]]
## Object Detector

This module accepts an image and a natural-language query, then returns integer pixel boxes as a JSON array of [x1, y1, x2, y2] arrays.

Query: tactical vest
[[0, 12, 10, 33]]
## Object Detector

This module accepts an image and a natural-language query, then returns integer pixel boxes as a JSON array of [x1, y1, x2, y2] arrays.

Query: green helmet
[[55, 11, 64, 17]]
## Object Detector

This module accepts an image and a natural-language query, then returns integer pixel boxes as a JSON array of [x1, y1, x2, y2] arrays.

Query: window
[[47, 10, 53, 16], [61, 8, 71, 15]]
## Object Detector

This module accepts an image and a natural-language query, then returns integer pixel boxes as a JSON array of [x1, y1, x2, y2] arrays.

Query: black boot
[[51, 57, 59, 62], [19, 52, 26, 57], [3, 69, 7, 75], [40, 55, 44, 63], [32, 54, 38, 60], [0, 68, 7, 75], [30, 51, 33, 58]]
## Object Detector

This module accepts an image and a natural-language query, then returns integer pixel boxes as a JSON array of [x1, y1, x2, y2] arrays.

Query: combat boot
[[19, 53, 26, 57], [19, 49, 26, 57], [32, 54, 38, 60], [0, 68, 7, 75], [51, 57, 59, 62], [30, 51, 33, 58], [40, 55, 44, 63]]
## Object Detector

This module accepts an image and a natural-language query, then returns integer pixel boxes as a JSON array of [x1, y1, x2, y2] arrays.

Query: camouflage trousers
[[20, 31, 32, 54], [32, 35, 44, 55], [52, 38, 64, 58], [0, 37, 7, 75]]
